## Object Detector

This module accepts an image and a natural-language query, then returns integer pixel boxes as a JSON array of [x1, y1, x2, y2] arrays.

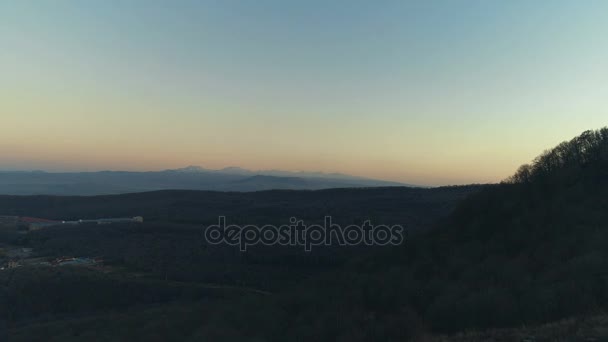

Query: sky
[[1, 0, 607, 186]]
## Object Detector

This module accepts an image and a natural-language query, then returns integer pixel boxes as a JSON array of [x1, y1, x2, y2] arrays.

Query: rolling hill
[[0, 167, 411, 195], [4, 128, 608, 341]]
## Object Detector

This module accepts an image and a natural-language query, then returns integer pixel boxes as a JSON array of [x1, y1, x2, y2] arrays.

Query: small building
[[52, 257, 102, 267], [20, 217, 61, 231], [79, 217, 143, 225], [13, 216, 144, 232]]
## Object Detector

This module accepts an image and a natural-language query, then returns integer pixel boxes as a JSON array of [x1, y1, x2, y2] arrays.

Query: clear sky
[[1, 1, 607, 185]]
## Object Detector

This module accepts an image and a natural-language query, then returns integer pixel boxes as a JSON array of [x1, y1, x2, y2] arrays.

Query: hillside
[[4, 128, 608, 341], [0, 186, 477, 229], [262, 128, 608, 340], [0, 185, 477, 340]]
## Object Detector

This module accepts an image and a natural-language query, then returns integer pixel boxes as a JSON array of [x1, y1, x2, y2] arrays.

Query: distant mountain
[[166, 165, 407, 182], [216, 166, 254, 176], [170, 165, 209, 173], [0, 167, 414, 195]]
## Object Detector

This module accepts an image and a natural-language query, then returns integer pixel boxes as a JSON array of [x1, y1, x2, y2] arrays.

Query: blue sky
[[1, 1, 607, 185]]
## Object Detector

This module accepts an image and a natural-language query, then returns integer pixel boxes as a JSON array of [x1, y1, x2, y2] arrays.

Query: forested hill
[[7, 128, 608, 341], [254, 128, 608, 340], [0, 186, 478, 226], [506, 127, 608, 184]]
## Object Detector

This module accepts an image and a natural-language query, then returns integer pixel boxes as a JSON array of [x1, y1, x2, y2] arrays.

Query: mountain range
[[0, 166, 414, 195]]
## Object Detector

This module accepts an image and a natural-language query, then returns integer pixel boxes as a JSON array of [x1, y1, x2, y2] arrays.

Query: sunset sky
[[2, 1, 607, 186]]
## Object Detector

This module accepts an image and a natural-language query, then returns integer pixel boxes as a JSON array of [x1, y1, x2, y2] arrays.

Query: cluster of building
[[0, 247, 34, 270], [0, 215, 143, 231], [49, 256, 104, 267], [0, 247, 35, 270], [1, 255, 104, 270], [0, 214, 141, 271]]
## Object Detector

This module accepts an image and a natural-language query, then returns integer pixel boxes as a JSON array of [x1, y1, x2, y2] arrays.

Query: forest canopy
[[506, 127, 608, 184]]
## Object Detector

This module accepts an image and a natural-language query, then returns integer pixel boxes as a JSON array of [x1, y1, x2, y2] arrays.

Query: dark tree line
[[507, 127, 608, 184]]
